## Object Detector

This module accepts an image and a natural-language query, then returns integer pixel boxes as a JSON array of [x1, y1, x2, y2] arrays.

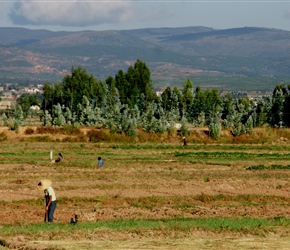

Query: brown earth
[[1, 162, 290, 225], [1, 126, 290, 249]]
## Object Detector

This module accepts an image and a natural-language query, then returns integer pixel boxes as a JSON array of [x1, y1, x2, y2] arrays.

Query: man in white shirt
[[37, 179, 57, 222]]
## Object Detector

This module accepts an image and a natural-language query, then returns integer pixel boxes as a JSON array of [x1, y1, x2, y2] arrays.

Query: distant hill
[[1, 26, 290, 92]]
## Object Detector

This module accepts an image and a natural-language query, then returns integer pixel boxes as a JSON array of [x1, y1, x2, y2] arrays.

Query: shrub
[[61, 125, 83, 135], [41, 110, 52, 126], [180, 117, 189, 136], [7, 118, 20, 132], [87, 129, 111, 142], [0, 132, 7, 142], [26, 136, 52, 142], [36, 126, 56, 134], [62, 136, 83, 142], [24, 128, 34, 135], [1, 113, 8, 126], [208, 122, 221, 140]]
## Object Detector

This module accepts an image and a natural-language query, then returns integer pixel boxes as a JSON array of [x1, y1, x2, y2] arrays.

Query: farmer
[[37, 179, 57, 222], [183, 136, 187, 146], [55, 152, 64, 163], [98, 156, 104, 167]]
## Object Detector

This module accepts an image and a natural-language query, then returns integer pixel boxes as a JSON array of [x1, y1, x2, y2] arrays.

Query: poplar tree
[[269, 86, 285, 127], [53, 103, 66, 127]]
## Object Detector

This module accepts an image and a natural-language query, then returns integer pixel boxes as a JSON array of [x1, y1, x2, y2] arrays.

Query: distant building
[[30, 105, 40, 111], [175, 123, 181, 129], [23, 87, 42, 93], [0, 100, 11, 110], [156, 91, 162, 97], [2, 92, 14, 99]]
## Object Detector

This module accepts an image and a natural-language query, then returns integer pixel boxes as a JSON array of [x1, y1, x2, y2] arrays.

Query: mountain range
[[1, 26, 290, 92]]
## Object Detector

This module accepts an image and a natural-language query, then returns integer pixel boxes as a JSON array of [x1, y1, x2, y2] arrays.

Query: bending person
[[37, 179, 57, 222]]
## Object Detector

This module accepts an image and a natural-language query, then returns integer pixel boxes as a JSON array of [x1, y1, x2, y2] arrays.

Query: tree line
[[1, 59, 289, 139]]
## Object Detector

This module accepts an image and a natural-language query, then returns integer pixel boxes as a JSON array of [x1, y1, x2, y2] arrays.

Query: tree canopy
[[7, 59, 290, 139]]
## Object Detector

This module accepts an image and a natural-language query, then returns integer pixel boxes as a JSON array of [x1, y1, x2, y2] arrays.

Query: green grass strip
[[111, 144, 290, 151], [175, 151, 290, 158], [0, 217, 289, 234], [0, 152, 49, 156], [246, 164, 290, 170]]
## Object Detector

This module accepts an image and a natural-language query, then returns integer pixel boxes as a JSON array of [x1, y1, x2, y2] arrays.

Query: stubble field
[[0, 126, 290, 249]]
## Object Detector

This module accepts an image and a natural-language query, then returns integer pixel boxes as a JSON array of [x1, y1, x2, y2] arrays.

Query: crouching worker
[[37, 179, 57, 222], [55, 153, 64, 163], [98, 156, 104, 167]]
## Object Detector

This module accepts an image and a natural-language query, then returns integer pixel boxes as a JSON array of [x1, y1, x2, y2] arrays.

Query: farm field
[[0, 126, 290, 249]]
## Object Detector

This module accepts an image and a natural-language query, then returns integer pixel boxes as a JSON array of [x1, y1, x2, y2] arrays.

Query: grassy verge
[[2, 141, 290, 165], [246, 164, 290, 170], [1, 217, 289, 237], [3, 193, 290, 207]]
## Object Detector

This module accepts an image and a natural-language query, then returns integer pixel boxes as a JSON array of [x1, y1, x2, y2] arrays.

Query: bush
[[24, 128, 34, 135], [61, 125, 82, 135], [180, 117, 189, 136], [7, 118, 20, 132], [26, 136, 52, 142], [87, 129, 111, 142], [36, 126, 56, 134], [208, 123, 221, 140], [0, 132, 7, 142]]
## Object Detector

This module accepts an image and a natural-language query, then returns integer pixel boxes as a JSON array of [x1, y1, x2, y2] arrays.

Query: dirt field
[[0, 126, 290, 249], [1, 162, 290, 224]]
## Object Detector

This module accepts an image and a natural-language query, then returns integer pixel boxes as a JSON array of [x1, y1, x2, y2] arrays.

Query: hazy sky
[[1, 1, 290, 32]]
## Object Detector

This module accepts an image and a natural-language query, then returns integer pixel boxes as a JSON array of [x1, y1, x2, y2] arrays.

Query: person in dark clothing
[[183, 136, 187, 146], [55, 153, 64, 163]]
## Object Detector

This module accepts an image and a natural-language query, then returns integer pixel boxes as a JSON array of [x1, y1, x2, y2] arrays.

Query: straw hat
[[37, 179, 52, 190]]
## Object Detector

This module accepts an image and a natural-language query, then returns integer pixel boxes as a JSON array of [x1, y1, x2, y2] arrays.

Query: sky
[[1, 0, 290, 32]]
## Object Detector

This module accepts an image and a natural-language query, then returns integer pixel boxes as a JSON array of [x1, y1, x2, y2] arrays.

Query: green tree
[[187, 87, 221, 124], [53, 103, 66, 127], [115, 70, 129, 105], [61, 66, 105, 113], [42, 82, 55, 113], [41, 110, 52, 126], [119, 105, 138, 136], [161, 86, 172, 113], [254, 98, 269, 127], [1, 113, 7, 126], [137, 93, 147, 115], [282, 84, 290, 127], [106, 76, 120, 108], [134, 59, 154, 103], [172, 87, 183, 119], [17, 93, 42, 118], [115, 59, 153, 107], [11, 104, 24, 124], [208, 105, 222, 140], [182, 78, 194, 107], [63, 107, 73, 125], [269, 85, 285, 127], [221, 94, 235, 129], [78, 96, 99, 126]]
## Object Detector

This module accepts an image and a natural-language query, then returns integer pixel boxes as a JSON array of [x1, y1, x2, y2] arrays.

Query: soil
[[1, 162, 290, 225], [1, 126, 290, 249]]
